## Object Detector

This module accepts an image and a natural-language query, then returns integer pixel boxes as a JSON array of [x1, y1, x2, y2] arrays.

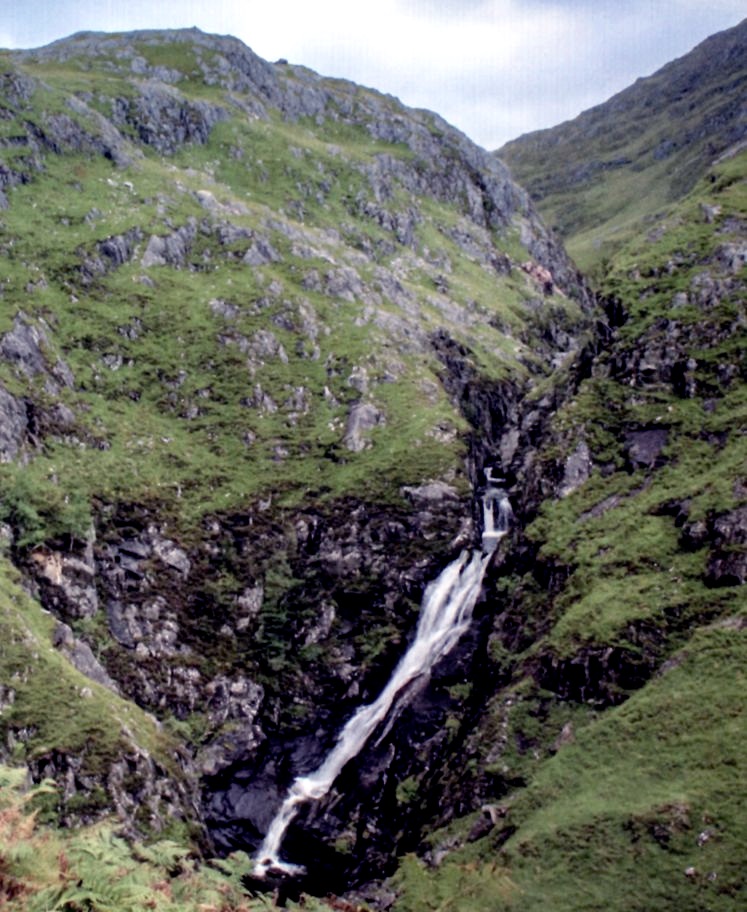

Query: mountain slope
[[0, 26, 591, 888], [0, 24, 744, 912], [497, 17, 747, 271]]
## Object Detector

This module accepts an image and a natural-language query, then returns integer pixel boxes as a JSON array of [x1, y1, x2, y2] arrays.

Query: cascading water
[[482, 469, 513, 552], [254, 482, 510, 878]]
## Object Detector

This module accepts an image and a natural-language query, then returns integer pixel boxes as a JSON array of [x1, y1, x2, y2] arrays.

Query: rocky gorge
[[0, 20, 744, 912]]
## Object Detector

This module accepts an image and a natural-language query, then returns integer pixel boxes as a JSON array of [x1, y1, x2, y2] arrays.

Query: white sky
[[0, 1, 744, 149]]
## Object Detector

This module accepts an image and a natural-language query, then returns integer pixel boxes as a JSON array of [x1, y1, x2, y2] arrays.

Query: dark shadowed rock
[[111, 82, 229, 155], [626, 428, 669, 469], [707, 506, 747, 586]]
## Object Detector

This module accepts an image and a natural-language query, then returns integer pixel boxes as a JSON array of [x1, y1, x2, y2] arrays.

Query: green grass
[[393, 610, 747, 912], [0, 49, 583, 546]]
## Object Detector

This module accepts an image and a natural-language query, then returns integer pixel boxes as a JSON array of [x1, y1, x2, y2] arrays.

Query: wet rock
[[402, 481, 461, 505], [198, 726, 266, 777]]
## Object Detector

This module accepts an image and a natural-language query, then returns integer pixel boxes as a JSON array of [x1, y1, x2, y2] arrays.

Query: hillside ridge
[[497, 16, 747, 270]]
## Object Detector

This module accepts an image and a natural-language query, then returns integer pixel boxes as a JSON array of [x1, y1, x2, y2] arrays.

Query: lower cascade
[[254, 485, 509, 878]]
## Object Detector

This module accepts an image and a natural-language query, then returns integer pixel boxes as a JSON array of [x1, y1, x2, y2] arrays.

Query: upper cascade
[[482, 468, 512, 552]]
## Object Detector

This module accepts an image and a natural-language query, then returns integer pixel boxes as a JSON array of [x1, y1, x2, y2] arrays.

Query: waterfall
[[254, 548, 491, 878], [482, 471, 512, 552]]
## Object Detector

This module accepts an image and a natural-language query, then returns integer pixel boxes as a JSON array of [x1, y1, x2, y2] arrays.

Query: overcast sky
[[0, 1, 744, 149]]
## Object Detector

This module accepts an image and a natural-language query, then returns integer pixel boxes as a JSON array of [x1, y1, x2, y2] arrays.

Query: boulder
[[343, 401, 385, 452]]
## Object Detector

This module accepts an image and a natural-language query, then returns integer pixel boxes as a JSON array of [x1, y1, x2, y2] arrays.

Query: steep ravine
[[200, 325, 601, 895]]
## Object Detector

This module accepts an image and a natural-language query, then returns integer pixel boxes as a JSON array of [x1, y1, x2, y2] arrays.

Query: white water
[[253, 548, 493, 877], [482, 487, 513, 552]]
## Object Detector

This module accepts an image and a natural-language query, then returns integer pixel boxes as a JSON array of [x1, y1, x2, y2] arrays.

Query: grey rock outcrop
[[706, 506, 747, 586], [558, 441, 592, 497], [52, 621, 120, 693], [0, 313, 74, 394], [0, 385, 28, 462], [30, 541, 99, 620], [243, 237, 281, 266], [141, 220, 197, 268], [112, 82, 229, 155], [344, 401, 385, 452]]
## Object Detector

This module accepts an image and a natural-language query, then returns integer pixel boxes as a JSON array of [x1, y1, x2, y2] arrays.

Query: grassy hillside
[[0, 30, 586, 542], [497, 17, 747, 272]]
